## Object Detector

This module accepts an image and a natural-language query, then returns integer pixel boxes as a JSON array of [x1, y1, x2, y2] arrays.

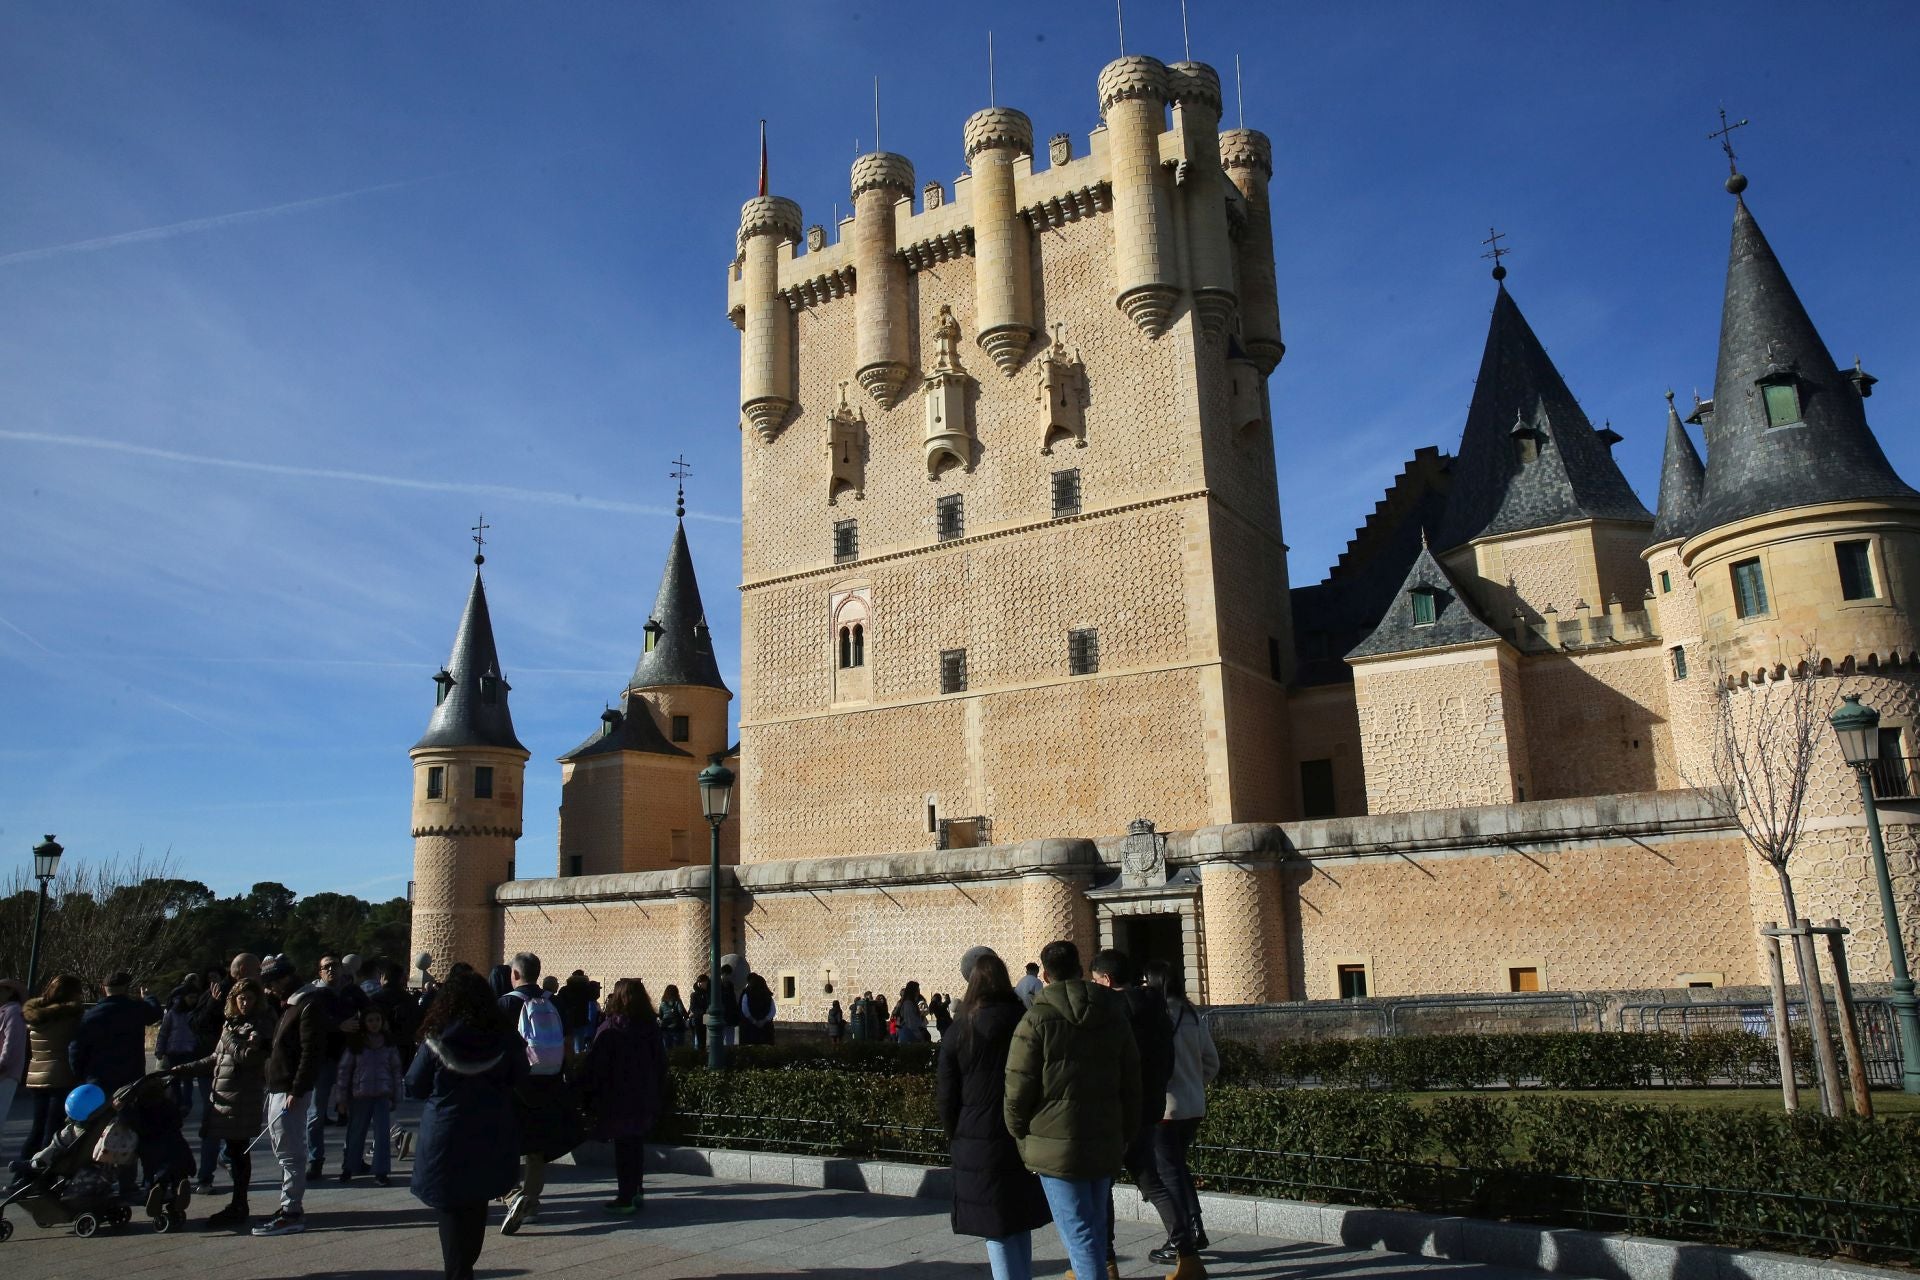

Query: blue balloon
[[65, 1083, 106, 1123]]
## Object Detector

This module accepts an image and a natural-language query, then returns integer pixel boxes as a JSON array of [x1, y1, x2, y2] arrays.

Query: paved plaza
[[0, 1099, 1561, 1280]]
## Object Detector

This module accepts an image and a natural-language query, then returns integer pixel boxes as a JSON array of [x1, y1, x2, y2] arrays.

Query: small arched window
[[852, 622, 865, 668], [838, 625, 852, 669]]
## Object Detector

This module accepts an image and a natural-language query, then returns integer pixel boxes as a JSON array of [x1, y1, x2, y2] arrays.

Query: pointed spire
[[1692, 196, 1914, 533], [1347, 541, 1502, 660], [628, 524, 730, 694], [1434, 285, 1651, 550], [1651, 390, 1706, 545], [413, 566, 526, 752]]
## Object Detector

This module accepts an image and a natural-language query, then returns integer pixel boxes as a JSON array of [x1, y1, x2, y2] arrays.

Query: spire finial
[[1234, 53, 1244, 129], [1709, 106, 1749, 194], [1115, 0, 1126, 55], [669, 454, 693, 521], [1419, 525, 1429, 550], [1481, 226, 1510, 281], [757, 119, 768, 197], [1665, 387, 1676, 409], [1180, 0, 1191, 61], [471, 514, 490, 566], [873, 75, 881, 153], [987, 30, 995, 107]]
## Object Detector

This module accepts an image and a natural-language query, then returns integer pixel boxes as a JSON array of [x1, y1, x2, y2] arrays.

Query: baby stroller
[[0, 1074, 193, 1241]]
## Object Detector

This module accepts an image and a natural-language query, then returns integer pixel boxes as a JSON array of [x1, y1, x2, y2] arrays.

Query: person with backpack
[[330, 1006, 403, 1185], [497, 952, 575, 1236], [657, 985, 689, 1049]]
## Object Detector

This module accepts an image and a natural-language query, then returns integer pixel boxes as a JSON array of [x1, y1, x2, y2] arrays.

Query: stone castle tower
[[408, 555, 528, 974], [731, 54, 1297, 862]]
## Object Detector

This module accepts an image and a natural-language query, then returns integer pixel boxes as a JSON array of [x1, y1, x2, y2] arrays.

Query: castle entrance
[[1113, 912, 1185, 994]]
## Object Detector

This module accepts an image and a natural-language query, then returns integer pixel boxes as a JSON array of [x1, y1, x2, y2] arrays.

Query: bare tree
[[1685, 649, 1843, 1113], [0, 852, 202, 991]]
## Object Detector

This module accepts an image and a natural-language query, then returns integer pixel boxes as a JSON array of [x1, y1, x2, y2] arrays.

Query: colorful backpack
[[511, 990, 566, 1075]]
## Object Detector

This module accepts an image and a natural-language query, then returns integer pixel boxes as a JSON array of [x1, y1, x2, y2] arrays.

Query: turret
[[963, 107, 1037, 375], [1650, 390, 1706, 549], [737, 195, 803, 439], [409, 556, 528, 975], [851, 151, 916, 407], [627, 520, 733, 768], [1167, 62, 1237, 339], [1219, 127, 1283, 373], [1097, 56, 1180, 338]]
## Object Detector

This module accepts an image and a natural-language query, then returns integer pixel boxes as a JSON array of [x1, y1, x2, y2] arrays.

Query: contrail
[[0, 610, 54, 653], [0, 429, 739, 524]]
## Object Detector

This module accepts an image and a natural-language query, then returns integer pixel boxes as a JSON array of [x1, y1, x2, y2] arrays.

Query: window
[[426, 765, 445, 800], [671, 829, 690, 863], [568, 855, 583, 877], [1410, 588, 1437, 626], [1837, 540, 1877, 600], [1299, 759, 1336, 819], [780, 973, 797, 1001], [1051, 468, 1082, 518], [936, 493, 964, 542], [1762, 382, 1802, 427], [480, 674, 498, 706], [838, 623, 866, 669], [940, 648, 968, 694], [434, 671, 452, 706], [833, 519, 859, 564], [1731, 558, 1769, 618], [474, 766, 494, 799], [1873, 728, 1910, 799], [644, 620, 661, 653], [926, 796, 939, 834], [1337, 964, 1369, 1000], [1068, 627, 1100, 676], [671, 714, 691, 742], [1268, 636, 1283, 681], [1508, 967, 1541, 993], [1659, 570, 1671, 594], [1670, 645, 1688, 681], [506, 858, 515, 881]]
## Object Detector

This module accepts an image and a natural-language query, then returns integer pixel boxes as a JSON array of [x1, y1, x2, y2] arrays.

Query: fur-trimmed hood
[[425, 1021, 509, 1075]]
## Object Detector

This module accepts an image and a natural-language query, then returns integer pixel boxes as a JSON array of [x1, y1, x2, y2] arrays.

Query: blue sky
[[3, 3, 1917, 900]]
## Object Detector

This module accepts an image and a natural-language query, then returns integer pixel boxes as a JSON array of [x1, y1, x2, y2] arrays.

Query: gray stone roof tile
[[1347, 543, 1504, 660], [412, 569, 527, 753], [629, 523, 730, 694]]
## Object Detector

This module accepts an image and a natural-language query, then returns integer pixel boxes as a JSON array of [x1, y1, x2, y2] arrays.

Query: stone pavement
[[0, 1099, 1553, 1279]]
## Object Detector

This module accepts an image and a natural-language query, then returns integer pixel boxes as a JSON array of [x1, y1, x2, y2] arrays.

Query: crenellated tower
[[1167, 61, 1238, 339], [1218, 128, 1284, 374], [409, 549, 528, 975], [1096, 56, 1182, 338], [735, 195, 803, 439], [963, 107, 1037, 374], [851, 151, 917, 407]]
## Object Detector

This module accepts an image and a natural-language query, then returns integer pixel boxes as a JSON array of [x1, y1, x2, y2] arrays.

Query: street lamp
[[1830, 694, 1920, 1093], [698, 753, 736, 1072], [27, 835, 63, 994]]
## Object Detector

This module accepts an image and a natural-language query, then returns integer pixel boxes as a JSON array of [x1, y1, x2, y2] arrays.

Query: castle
[[407, 51, 1920, 1012]]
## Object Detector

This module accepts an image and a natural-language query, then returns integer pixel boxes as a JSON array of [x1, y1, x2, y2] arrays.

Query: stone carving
[[1036, 323, 1089, 454], [922, 180, 944, 210], [1049, 132, 1073, 167], [827, 382, 865, 504], [923, 305, 975, 478], [806, 223, 826, 252], [1119, 818, 1168, 889]]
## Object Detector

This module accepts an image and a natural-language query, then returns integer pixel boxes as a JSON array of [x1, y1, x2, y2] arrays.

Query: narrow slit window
[[1268, 636, 1283, 681], [1837, 540, 1877, 600], [1731, 558, 1769, 618], [851, 622, 865, 668], [1659, 570, 1671, 594], [1051, 468, 1082, 519], [1670, 645, 1688, 681], [838, 626, 852, 669]]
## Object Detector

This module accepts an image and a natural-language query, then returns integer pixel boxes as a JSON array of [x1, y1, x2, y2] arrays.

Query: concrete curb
[[571, 1142, 1900, 1280]]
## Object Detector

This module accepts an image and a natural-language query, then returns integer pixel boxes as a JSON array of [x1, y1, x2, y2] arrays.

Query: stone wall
[[1352, 644, 1524, 813], [1519, 645, 1676, 800], [1286, 683, 1366, 818]]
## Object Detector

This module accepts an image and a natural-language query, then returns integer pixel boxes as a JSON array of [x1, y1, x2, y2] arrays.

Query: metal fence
[[1619, 997, 1908, 1089], [1208, 992, 1602, 1045]]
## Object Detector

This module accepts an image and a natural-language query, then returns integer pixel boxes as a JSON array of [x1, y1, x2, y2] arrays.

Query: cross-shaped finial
[[1709, 107, 1749, 193], [471, 514, 490, 566], [669, 454, 693, 520], [1481, 227, 1510, 282]]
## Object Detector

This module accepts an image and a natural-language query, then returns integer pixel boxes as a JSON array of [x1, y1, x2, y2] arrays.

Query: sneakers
[[603, 1198, 638, 1216], [501, 1193, 537, 1235], [251, 1210, 306, 1236], [206, 1201, 250, 1230], [194, 1178, 215, 1195]]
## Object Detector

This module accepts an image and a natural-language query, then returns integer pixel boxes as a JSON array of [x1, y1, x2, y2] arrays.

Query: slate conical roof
[[558, 694, 690, 762], [413, 568, 527, 753], [628, 523, 730, 694], [1435, 286, 1652, 551], [1691, 196, 1914, 533], [1348, 541, 1503, 660], [1650, 391, 1707, 545]]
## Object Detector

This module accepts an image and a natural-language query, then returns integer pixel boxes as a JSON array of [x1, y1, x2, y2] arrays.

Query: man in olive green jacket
[[1005, 940, 1141, 1280]]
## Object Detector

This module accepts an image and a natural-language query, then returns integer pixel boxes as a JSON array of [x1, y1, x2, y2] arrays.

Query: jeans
[[265, 1091, 309, 1214], [436, 1202, 488, 1280], [612, 1134, 645, 1203], [1040, 1175, 1111, 1280], [343, 1097, 392, 1176], [984, 1231, 1034, 1280], [306, 1058, 338, 1165]]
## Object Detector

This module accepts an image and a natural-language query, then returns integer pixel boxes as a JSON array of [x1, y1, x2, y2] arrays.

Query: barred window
[[1051, 468, 1082, 518], [937, 493, 964, 542], [833, 519, 858, 564], [1068, 627, 1100, 676], [940, 648, 968, 694]]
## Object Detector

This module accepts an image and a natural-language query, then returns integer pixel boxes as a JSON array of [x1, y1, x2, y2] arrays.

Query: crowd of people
[[0, 938, 1219, 1280]]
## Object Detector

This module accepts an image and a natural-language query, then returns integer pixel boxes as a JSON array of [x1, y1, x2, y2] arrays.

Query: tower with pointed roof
[[556, 515, 738, 876], [409, 548, 529, 976]]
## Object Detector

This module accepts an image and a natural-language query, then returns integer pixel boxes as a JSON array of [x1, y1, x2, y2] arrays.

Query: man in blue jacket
[[69, 971, 160, 1093]]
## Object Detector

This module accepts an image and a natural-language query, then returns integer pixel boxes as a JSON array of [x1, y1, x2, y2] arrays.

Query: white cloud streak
[[0, 429, 739, 524]]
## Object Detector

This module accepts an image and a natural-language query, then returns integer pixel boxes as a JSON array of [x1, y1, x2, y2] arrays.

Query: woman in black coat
[[934, 950, 1051, 1280], [407, 971, 526, 1280]]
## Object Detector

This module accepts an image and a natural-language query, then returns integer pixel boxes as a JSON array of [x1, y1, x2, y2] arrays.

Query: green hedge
[[651, 1069, 1920, 1260], [1215, 1030, 1812, 1091]]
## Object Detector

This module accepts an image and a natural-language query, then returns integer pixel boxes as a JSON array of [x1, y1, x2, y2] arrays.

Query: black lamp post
[[27, 835, 63, 994], [1830, 694, 1920, 1093], [698, 753, 736, 1072]]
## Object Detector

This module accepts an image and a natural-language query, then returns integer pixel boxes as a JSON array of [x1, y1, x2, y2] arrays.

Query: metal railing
[[1208, 992, 1600, 1044], [1621, 997, 1908, 1089], [1870, 756, 1917, 799]]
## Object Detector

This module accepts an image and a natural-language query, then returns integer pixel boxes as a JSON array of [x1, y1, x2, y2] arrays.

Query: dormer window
[[600, 706, 623, 738], [1410, 587, 1438, 627], [1510, 410, 1542, 464], [433, 669, 454, 706], [643, 619, 663, 653], [1761, 382, 1802, 428], [479, 674, 499, 706]]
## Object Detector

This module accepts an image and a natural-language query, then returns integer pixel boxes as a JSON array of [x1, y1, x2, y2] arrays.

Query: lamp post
[[1830, 694, 1920, 1093], [698, 753, 736, 1072], [27, 835, 63, 994]]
